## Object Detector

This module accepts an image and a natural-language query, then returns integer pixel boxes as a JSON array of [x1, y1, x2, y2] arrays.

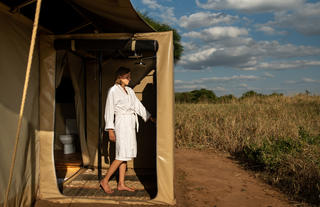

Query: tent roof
[[0, 0, 154, 34]]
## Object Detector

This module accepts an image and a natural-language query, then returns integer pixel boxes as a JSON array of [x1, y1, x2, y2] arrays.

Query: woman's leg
[[118, 161, 135, 191], [100, 159, 123, 193]]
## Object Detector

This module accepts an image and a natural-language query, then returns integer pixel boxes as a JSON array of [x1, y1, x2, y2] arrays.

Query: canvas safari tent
[[0, 0, 175, 206]]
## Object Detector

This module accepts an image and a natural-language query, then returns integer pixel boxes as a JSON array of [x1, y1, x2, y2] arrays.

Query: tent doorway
[[54, 61, 84, 191], [53, 38, 158, 200]]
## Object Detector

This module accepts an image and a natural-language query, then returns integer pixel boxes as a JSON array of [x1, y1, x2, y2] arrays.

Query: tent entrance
[[53, 38, 158, 200], [54, 67, 83, 191]]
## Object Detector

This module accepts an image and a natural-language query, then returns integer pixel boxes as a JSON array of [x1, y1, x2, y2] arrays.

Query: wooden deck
[[62, 168, 157, 201], [55, 150, 82, 179], [54, 150, 157, 201]]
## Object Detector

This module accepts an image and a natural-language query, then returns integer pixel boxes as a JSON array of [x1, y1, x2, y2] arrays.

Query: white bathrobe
[[104, 84, 151, 161]]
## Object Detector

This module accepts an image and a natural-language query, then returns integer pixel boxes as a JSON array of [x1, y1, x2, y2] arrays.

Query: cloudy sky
[[131, 0, 320, 97]]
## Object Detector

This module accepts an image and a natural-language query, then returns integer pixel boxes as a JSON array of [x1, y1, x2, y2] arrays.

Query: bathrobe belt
[[115, 112, 139, 133]]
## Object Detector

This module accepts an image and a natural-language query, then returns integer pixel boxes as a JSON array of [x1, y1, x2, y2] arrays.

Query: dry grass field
[[175, 94, 320, 205]]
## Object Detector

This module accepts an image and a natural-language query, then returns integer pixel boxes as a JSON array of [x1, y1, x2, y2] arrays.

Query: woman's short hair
[[115, 67, 130, 84]]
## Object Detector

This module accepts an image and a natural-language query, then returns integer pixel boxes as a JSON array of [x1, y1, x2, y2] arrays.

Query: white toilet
[[59, 119, 78, 154]]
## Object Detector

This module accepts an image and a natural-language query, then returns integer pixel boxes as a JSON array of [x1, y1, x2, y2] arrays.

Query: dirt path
[[175, 149, 303, 207], [35, 149, 307, 207]]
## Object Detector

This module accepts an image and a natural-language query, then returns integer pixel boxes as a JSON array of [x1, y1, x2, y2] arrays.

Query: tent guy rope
[[4, 0, 42, 206]]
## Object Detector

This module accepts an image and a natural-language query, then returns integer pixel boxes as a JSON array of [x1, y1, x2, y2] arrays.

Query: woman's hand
[[108, 130, 116, 142]]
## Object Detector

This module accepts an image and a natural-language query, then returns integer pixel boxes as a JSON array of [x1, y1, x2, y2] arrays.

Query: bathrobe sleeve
[[132, 90, 151, 122], [104, 88, 115, 131]]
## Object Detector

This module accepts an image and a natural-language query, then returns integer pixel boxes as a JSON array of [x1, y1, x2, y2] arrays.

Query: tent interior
[[53, 39, 158, 198]]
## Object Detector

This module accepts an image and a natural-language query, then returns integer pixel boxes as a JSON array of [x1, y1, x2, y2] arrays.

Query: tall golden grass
[[175, 94, 320, 204]]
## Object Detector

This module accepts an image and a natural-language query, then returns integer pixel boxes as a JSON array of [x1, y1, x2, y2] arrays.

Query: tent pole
[[83, 58, 87, 142], [4, 0, 42, 206], [98, 52, 103, 180]]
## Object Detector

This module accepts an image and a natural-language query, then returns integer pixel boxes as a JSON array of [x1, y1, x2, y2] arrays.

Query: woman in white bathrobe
[[100, 67, 155, 194]]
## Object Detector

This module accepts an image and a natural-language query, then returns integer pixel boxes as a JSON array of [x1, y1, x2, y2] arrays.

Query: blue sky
[[131, 0, 320, 97]]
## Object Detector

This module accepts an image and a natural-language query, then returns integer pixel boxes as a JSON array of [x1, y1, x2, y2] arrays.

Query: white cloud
[[175, 75, 260, 85], [179, 12, 238, 29], [256, 25, 286, 35], [263, 72, 274, 78], [260, 41, 320, 58], [175, 84, 207, 90], [181, 41, 198, 51], [179, 44, 259, 70], [285, 78, 320, 84], [141, 0, 177, 24], [185, 48, 216, 63], [257, 25, 275, 34], [200, 75, 260, 82], [183, 26, 248, 41], [179, 38, 320, 71], [258, 60, 320, 70], [195, 0, 320, 36], [238, 83, 262, 92], [174, 80, 184, 84], [285, 80, 298, 84], [141, 0, 161, 9], [271, 2, 320, 35], [196, 0, 305, 12], [211, 86, 228, 92], [159, 7, 177, 23], [239, 83, 248, 87], [174, 75, 260, 93], [179, 47, 218, 69], [302, 78, 320, 83]]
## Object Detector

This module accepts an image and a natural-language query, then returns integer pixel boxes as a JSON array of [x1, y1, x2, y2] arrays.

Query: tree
[[175, 92, 192, 103], [241, 90, 262, 99], [190, 89, 217, 103], [217, 94, 236, 103], [138, 12, 183, 64]]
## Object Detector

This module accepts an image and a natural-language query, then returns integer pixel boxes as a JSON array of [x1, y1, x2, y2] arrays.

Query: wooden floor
[[62, 168, 157, 201], [54, 150, 82, 179], [54, 150, 157, 201]]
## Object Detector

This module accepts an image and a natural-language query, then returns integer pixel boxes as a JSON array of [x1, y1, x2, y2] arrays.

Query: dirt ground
[[174, 149, 308, 207], [35, 149, 308, 207]]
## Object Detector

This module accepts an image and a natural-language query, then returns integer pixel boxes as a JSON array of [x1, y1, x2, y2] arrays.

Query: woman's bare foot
[[117, 184, 135, 192], [100, 180, 114, 194]]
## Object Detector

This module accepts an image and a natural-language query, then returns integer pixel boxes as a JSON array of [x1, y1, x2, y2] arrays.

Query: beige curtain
[[67, 52, 91, 165], [55, 50, 68, 88]]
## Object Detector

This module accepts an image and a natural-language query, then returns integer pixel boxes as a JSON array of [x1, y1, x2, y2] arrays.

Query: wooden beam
[[54, 39, 158, 52]]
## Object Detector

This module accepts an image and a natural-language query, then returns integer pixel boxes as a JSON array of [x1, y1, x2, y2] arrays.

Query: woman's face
[[120, 72, 131, 86]]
